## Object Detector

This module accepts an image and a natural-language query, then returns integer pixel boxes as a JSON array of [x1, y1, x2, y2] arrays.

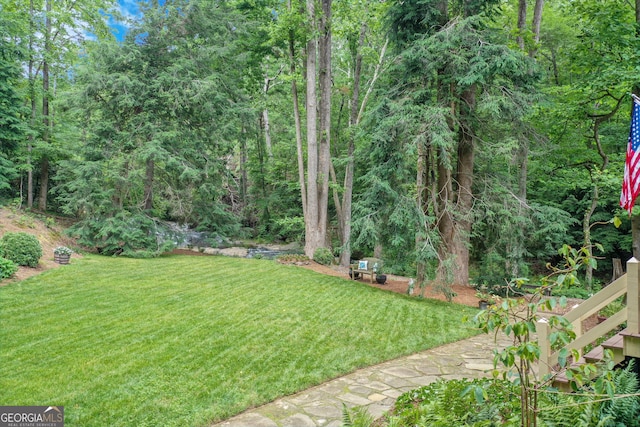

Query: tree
[[384, 0, 538, 287], [1, 0, 117, 210], [58, 0, 250, 255], [300, 0, 333, 257], [0, 11, 26, 196], [329, 0, 389, 266]]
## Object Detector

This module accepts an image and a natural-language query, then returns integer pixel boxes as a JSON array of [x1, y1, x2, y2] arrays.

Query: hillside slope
[[0, 208, 79, 283]]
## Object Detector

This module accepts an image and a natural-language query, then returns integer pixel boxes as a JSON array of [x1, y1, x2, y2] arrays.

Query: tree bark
[[633, 215, 640, 260], [262, 67, 282, 158], [612, 258, 624, 282], [529, 0, 544, 58], [516, 0, 527, 50], [27, 0, 35, 209], [288, 1, 307, 223], [262, 108, 273, 158], [317, 0, 332, 250], [304, 0, 320, 257], [38, 0, 53, 211], [453, 87, 476, 285], [144, 158, 154, 211], [335, 24, 365, 267], [437, 87, 476, 286]]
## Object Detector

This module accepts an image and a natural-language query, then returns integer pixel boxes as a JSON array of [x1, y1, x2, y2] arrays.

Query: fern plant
[[539, 360, 640, 427]]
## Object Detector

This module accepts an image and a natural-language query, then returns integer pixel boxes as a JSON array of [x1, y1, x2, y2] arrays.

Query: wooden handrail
[[538, 257, 640, 376]]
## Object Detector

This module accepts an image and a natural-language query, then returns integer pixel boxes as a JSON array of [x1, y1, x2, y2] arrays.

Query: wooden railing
[[538, 257, 640, 376]]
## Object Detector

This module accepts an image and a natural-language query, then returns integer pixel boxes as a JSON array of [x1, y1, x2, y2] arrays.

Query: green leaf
[[613, 216, 622, 228], [557, 348, 568, 368]]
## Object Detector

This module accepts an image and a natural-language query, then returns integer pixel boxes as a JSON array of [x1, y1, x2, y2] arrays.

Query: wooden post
[[628, 258, 640, 335], [537, 318, 550, 376]]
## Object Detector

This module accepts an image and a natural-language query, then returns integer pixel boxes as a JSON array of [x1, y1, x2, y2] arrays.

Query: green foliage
[[0, 256, 18, 279], [271, 216, 305, 243], [0, 232, 42, 267], [474, 251, 516, 294], [540, 360, 640, 427], [57, 0, 247, 237], [470, 244, 598, 426], [341, 404, 374, 427], [313, 247, 334, 266], [66, 212, 174, 257], [552, 285, 592, 300], [0, 12, 25, 198], [368, 364, 640, 427], [380, 378, 520, 426], [53, 246, 73, 256]]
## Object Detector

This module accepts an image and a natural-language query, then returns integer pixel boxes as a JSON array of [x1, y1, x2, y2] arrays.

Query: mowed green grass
[[0, 254, 479, 426]]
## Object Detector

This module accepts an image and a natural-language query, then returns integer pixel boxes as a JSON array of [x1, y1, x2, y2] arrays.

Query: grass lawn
[[0, 254, 480, 426]]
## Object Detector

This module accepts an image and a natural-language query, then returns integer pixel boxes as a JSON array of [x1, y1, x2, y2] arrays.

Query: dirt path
[[298, 261, 481, 308]]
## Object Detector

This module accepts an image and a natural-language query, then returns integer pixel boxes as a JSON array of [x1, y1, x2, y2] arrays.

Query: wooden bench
[[349, 257, 383, 284]]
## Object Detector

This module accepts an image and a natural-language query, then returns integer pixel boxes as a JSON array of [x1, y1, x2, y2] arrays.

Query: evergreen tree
[[58, 0, 252, 255], [0, 12, 26, 197], [380, 1, 539, 286]]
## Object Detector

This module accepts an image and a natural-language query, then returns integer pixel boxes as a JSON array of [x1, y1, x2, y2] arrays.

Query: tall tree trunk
[[262, 67, 282, 159], [416, 141, 429, 283], [437, 87, 476, 286], [516, 0, 527, 50], [336, 23, 365, 267], [583, 185, 598, 288], [317, 0, 332, 249], [39, 0, 52, 211], [453, 87, 476, 285], [27, 0, 35, 208], [633, 215, 640, 259], [144, 158, 154, 211], [289, 1, 307, 223], [240, 126, 248, 207], [304, 0, 320, 257], [303, 0, 332, 257], [436, 145, 454, 282], [529, 0, 544, 58], [27, 82, 35, 209], [262, 109, 273, 158]]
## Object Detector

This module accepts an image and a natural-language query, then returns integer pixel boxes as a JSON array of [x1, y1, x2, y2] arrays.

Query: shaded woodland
[[1, 0, 639, 289]]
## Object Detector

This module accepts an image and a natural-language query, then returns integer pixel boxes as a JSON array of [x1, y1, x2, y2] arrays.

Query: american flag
[[620, 96, 640, 215]]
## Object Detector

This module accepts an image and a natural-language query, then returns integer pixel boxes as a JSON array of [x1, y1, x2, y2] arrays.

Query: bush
[[369, 378, 521, 426], [0, 232, 42, 267], [313, 247, 334, 266], [0, 257, 18, 279], [66, 212, 174, 257]]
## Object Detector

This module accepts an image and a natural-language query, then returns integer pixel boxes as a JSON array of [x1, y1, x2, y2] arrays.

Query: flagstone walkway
[[212, 332, 513, 427]]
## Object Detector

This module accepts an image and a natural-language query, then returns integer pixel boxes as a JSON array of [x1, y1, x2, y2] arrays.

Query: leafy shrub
[[272, 216, 305, 243], [0, 257, 18, 279], [541, 360, 640, 427], [474, 251, 530, 297], [365, 363, 640, 427], [372, 378, 521, 426], [0, 232, 42, 267], [313, 247, 334, 266], [66, 212, 174, 257], [552, 284, 592, 299]]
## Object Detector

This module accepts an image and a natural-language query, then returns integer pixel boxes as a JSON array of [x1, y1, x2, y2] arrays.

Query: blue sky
[[109, 0, 142, 41]]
